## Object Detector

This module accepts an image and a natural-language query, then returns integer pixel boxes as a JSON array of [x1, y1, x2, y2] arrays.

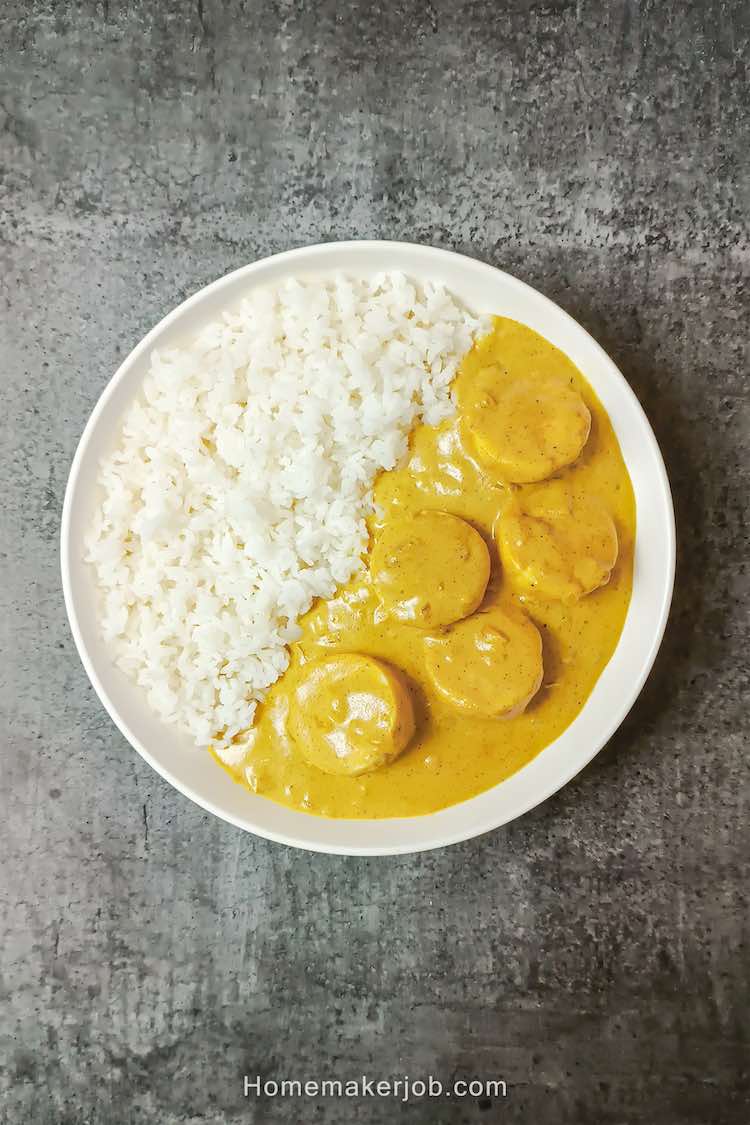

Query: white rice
[[85, 272, 488, 747]]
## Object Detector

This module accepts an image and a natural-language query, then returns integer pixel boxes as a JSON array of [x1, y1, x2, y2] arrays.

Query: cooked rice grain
[[85, 273, 488, 746]]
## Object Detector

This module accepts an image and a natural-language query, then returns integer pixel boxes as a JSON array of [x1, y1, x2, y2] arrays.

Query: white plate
[[61, 241, 675, 855]]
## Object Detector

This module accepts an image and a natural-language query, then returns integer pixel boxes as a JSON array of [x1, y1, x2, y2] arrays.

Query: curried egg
[[497, 480, 618, 603], [424, 604, 543, 718], [370, 510, 491, 628], [459, 365, 591, 483], [288, 653, 415, 776]]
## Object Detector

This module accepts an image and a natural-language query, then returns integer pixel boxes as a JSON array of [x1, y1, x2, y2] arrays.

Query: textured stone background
[[1, 1, 748, 1122]]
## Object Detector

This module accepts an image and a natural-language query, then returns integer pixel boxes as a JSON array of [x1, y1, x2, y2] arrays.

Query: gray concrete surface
[[1, 1, 748, 1122]]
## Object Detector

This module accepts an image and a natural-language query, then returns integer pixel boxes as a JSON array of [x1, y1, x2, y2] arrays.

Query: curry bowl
[[61, 241, 675, 854]]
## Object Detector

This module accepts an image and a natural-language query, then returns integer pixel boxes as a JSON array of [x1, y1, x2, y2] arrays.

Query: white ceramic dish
[[61, 241, 675, 855]]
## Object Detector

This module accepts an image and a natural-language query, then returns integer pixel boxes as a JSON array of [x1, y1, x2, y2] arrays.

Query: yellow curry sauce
[[215, 318, 636, 818]]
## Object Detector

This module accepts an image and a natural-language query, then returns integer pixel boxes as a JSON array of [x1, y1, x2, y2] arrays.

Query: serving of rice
[[85, 272, 488, 747]]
